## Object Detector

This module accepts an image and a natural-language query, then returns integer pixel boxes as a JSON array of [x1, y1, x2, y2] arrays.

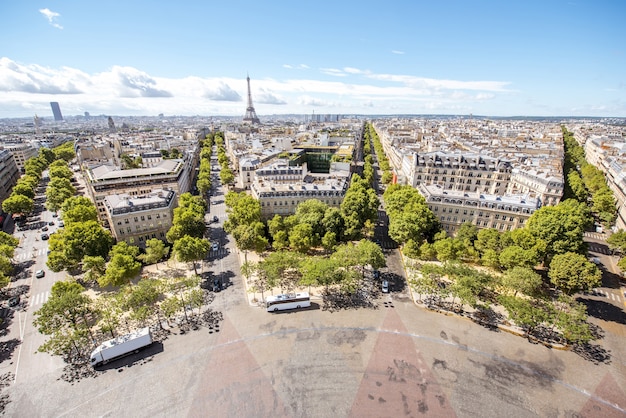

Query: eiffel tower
[[243, 74, 261, 124]]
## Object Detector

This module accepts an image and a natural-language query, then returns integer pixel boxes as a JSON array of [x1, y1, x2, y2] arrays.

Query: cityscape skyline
[[0, 1, 625, 119]]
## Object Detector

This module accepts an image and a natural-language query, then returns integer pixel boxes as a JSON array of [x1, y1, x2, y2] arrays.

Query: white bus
[[266, 292, 311, 312]]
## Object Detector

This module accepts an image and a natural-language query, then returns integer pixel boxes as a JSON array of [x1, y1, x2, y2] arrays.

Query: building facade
[[419, 184, 540, 235], [0, 149, 20, 204], [102, 189, 176, 246]]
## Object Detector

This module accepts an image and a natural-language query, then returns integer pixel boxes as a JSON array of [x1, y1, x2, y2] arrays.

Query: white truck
[[89, 327, 153, 367]]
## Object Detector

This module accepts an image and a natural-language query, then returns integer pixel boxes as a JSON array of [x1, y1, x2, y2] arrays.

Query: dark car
[[212, 277, 222, 292], [373, 270, 380, 280], [41, 226, 49, 231], [48, 221, 55, 226], [52, 213, 58, 218], [213, 215, 218, 223], [41, 233, 49, 240], [8, 295, 20, 307]]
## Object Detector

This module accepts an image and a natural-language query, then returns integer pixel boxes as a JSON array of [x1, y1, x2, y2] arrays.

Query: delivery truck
[[90, 327, 153, 367]]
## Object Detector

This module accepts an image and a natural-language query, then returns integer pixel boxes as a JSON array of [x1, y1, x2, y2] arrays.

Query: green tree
[[232, 222, 268, 263], [498, 295, 548, 337], [289, 223, 313, 253], [140, 238, 169, 268], [81, 255, 106, 284], [502, 266, 542, 296], [48, 164, 73, 180], [498, 245, 538, 270], [548, 252, 601, 294], [607, 230, 626, 254], [11, 182, 35, 199], [321, 231, 337, 253], [224, 192, 262, 233], [60, 196, 98, 223], [172, 236, 210, 275], [300, 256, 339, 291], [45, 177, 76, 212], [100, 242, 142, 287], [94, 294, 122, 338], [220, 167, 235, 185], [119, 278, 162, 326], [2, 193, 34, 215], [47, 220, 114, 272], [34, 281, 95, 358], [526, 199, 591, 261]]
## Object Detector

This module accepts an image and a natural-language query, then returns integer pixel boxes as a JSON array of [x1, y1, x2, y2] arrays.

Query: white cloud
[[320, 68, 346, 77], [0, 58, 521, 117], [391, 50, 405, 55], [39, 8, 63, 29], [283, 64, 309, 70]]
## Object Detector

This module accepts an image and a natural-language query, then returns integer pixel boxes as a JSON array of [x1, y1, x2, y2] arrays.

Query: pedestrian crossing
[[586, 288, 622, 302], [584, 232, 606, 240], [15, 248, 48, 261], [29, 291, 50, 307]]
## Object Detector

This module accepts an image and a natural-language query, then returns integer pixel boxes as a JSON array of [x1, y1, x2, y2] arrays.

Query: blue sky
[[0, 0, 624, 118]]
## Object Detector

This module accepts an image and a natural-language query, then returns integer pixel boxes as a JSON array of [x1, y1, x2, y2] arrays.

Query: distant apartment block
[[84, 159, 191, 226], [50, 102, 63, 121], [0, 143, 37, 172], [373, 118, 565, 235], [103, 189, 176, 246], [419, 184, 540, 235], [0, 149, 20, 204], [250, 159, 350, 219]]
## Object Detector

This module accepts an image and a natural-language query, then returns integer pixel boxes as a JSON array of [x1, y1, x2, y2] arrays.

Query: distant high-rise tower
[[243, 74, 260, 124], [50, 102, 63, 121], [34, 114, 42, 134], [108, 116, 116, 133]]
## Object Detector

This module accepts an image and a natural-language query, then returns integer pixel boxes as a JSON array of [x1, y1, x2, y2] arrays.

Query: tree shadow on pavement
[[0, 339, 21, 364], [577, 297, 626, 325]]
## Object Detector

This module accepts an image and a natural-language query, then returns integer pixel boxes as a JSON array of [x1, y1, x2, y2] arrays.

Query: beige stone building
[[102, 189, 176, 246]]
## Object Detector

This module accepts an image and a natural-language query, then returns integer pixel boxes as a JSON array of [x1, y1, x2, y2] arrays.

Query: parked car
[[213, 215, 219, 223], [8, 295, 20, 307], [35, 269, 45, 278], [212, 277, 222, 292], [41, 226, 49, 232], [381, 280, 389, 293], [373, 270, 380, 280], [41, 233, 49, 240], [58, 221, 64, 227], [52, 213, 58, 217], [48, 221, 55, 226], [212, 242, 219, 252]]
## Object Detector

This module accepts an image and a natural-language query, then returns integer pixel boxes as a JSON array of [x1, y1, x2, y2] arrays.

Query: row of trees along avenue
[[389, 147, 605, 345], [33, 132, 218, 361]]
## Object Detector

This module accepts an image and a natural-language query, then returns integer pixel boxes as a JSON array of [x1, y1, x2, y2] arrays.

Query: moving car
[[212, 242, 219, 252], [213, 215, 218, 223], [41, 226, 49, 231], [373, 270, 380, 280], [212, 277, 222, 292], [48, 221, 55, 226], [35, 269, 45, 278]]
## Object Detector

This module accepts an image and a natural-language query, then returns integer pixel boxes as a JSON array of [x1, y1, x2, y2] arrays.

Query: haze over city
[[0, 0, 625, 118]]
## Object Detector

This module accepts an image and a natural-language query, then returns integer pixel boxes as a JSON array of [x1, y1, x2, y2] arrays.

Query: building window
[[147, 215, 152, 220], [141, 216, 145, 221], [125, 219, 129, 224], [134, 217, 138, 222]]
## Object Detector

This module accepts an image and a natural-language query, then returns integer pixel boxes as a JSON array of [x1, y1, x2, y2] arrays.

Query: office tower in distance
[[50, 102, 63, 121], [243, 74, 260, 124]]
